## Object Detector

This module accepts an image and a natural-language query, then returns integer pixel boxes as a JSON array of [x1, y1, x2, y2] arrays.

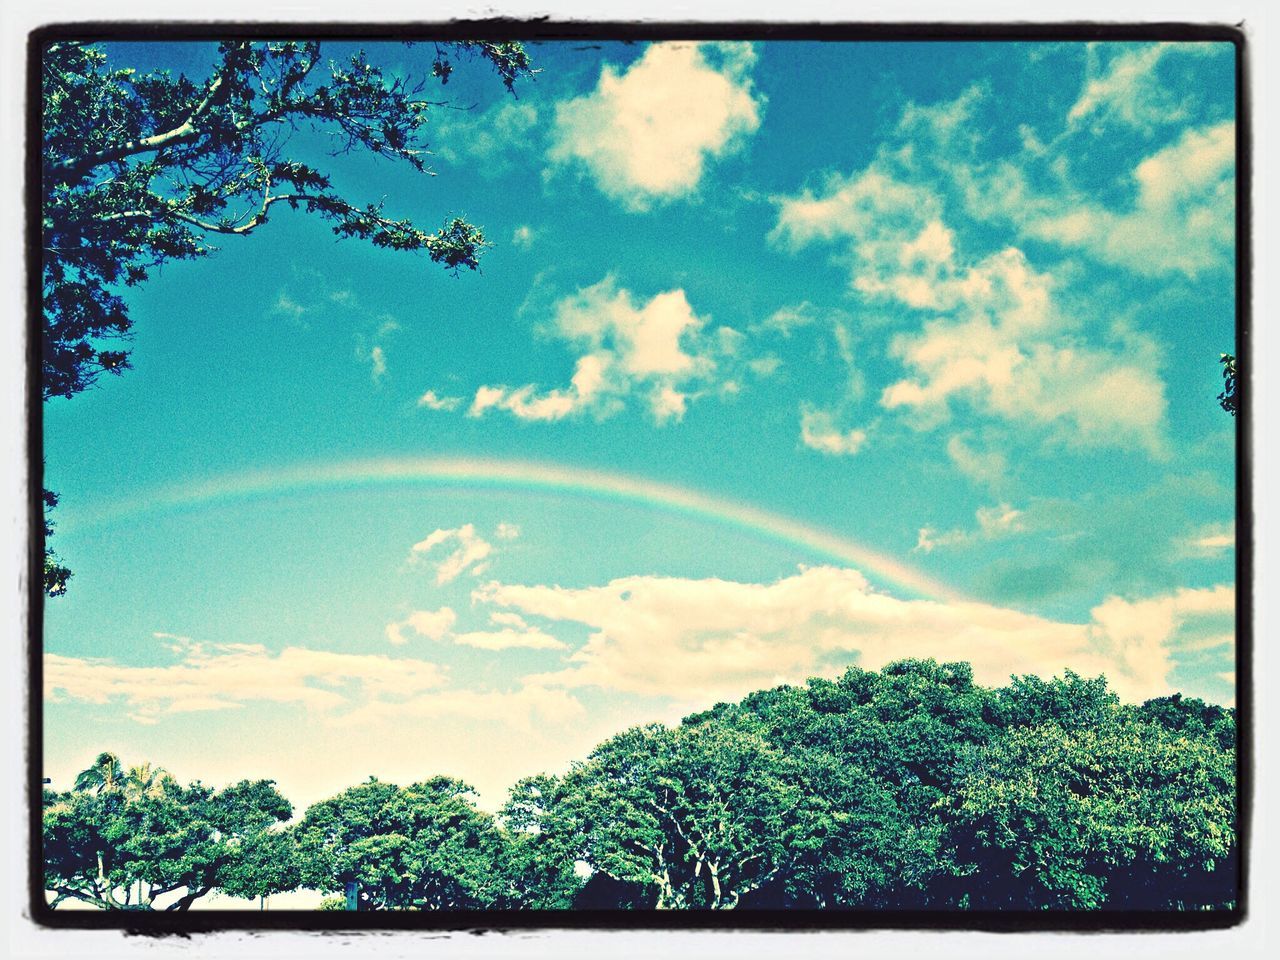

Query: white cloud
[[549, 42, 763, 211], [432, 100, 540, 176], [915, 503, 1026, 553], [946, 434, 1008, 489], [467, 277, 744, 425], [270, 292, 308, 323], [1022, 121, 1235, 279], [771, 169, 946, 304], [386, 602, 565, 652], [418, 389, 463, 412], [1067, 42, 1222, 134], [451, 627, 567, 651], [1086, 585, 1235, 703], [878, 248, 1168, 453], [367, 345, 387, 381], [511, 225, 535, 249], [44, 639, 594, 811], [386, 607, 458, 645], [773, 161, 1169, 453], [752, 302, 821, 338], [409, 524, 496, 585], [1176, 521, 1236, 558], [45, 637, 449, 725], [799, 405, 868, 456], [475, 568, 1234, 706]]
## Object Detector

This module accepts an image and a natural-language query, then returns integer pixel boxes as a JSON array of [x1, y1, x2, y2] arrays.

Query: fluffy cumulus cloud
[[474, 568, 1234, 706], [409, 523, 512, 584], [465, 276, 746, 424], [44, 636, 449, 725], [549, 42, 763, 210], [774, 165, 1169, 453], [901, 64, 1235, 279], [771, 170, 949, 306]]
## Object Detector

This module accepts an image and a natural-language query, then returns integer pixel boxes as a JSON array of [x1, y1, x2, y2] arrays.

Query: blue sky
[[43, 39, 1237, 829]]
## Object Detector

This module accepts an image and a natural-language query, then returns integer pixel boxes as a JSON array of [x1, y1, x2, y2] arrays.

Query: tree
[[44, 757, 295, 910], [1218, 353, 1238, 416], [39, 38, 533, 594], [497, 774, 586, 908], [294, 776, 504, 910], [73, 750, 127, 795], [550, 722, 801, 909], [723, 661, 999, 908], [937, 715, 1237, 910]]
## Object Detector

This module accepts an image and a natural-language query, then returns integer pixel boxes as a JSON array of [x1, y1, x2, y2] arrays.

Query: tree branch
[[48, 49, 237, 182]]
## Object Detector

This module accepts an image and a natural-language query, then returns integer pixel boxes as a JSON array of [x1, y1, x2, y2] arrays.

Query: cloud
[[432, 100, 540, 176], [751, 302, 822, 338], [366, 345, 387, 381], [799, 405, 868, 456], [475, 568, 1234, 706], [915, 503, 1027, 553], [511, 225, 536, 249], [771, 170, 947, 304], [467, 276, 745, 425], [418, 389, 463, 412], [386, 607, 458, 645], [270, 292, 309, 324], [451, 627, 567, 651], [1020, 121, 1235, 279], [385, 605, 565, 651], [773, 160, 1168, 453], [878, 249, 1168, 454], [1175, 521, 1236, 559], [1067, 42, 1222, 134], [946, 434, 1008, 489], [409, 523, 510, 584], [44, 637, 449, 725], [549, 42, 763, 211]]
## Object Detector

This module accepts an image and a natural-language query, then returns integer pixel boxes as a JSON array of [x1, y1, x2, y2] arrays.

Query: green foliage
[[1218, 353, 1238, 416], [1136, 692, 1236, 752], [45, 662, 1236, 912], [39, 39, 532, 594], [511, 659, 1236, 911], [41, 488, 71, 597], [497, 775, 585, 908], [938, 717, 1236, 910], [541, 721, 802, 909], [43, 756, 294, 910], [294, 776, 505, 910]]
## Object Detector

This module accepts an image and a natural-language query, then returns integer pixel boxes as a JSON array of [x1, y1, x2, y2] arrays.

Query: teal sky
[[43, 39, 1237, 833]]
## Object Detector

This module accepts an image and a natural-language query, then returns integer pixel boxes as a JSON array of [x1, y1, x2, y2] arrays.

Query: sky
[[41, 38, 1238, 837]]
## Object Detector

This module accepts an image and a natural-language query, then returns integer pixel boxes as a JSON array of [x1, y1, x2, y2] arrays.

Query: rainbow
[[69, 457, 965, 602]]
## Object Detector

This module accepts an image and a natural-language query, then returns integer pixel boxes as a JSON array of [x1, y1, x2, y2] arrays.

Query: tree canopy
[[44, 661, 1238, 912], [44, 755, 294, 910], [293, 775, 505, 910], [39, 38, 533, 595]]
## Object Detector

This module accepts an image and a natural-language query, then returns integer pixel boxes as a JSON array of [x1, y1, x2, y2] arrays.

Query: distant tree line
[[43, 660, 1237, 912]]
